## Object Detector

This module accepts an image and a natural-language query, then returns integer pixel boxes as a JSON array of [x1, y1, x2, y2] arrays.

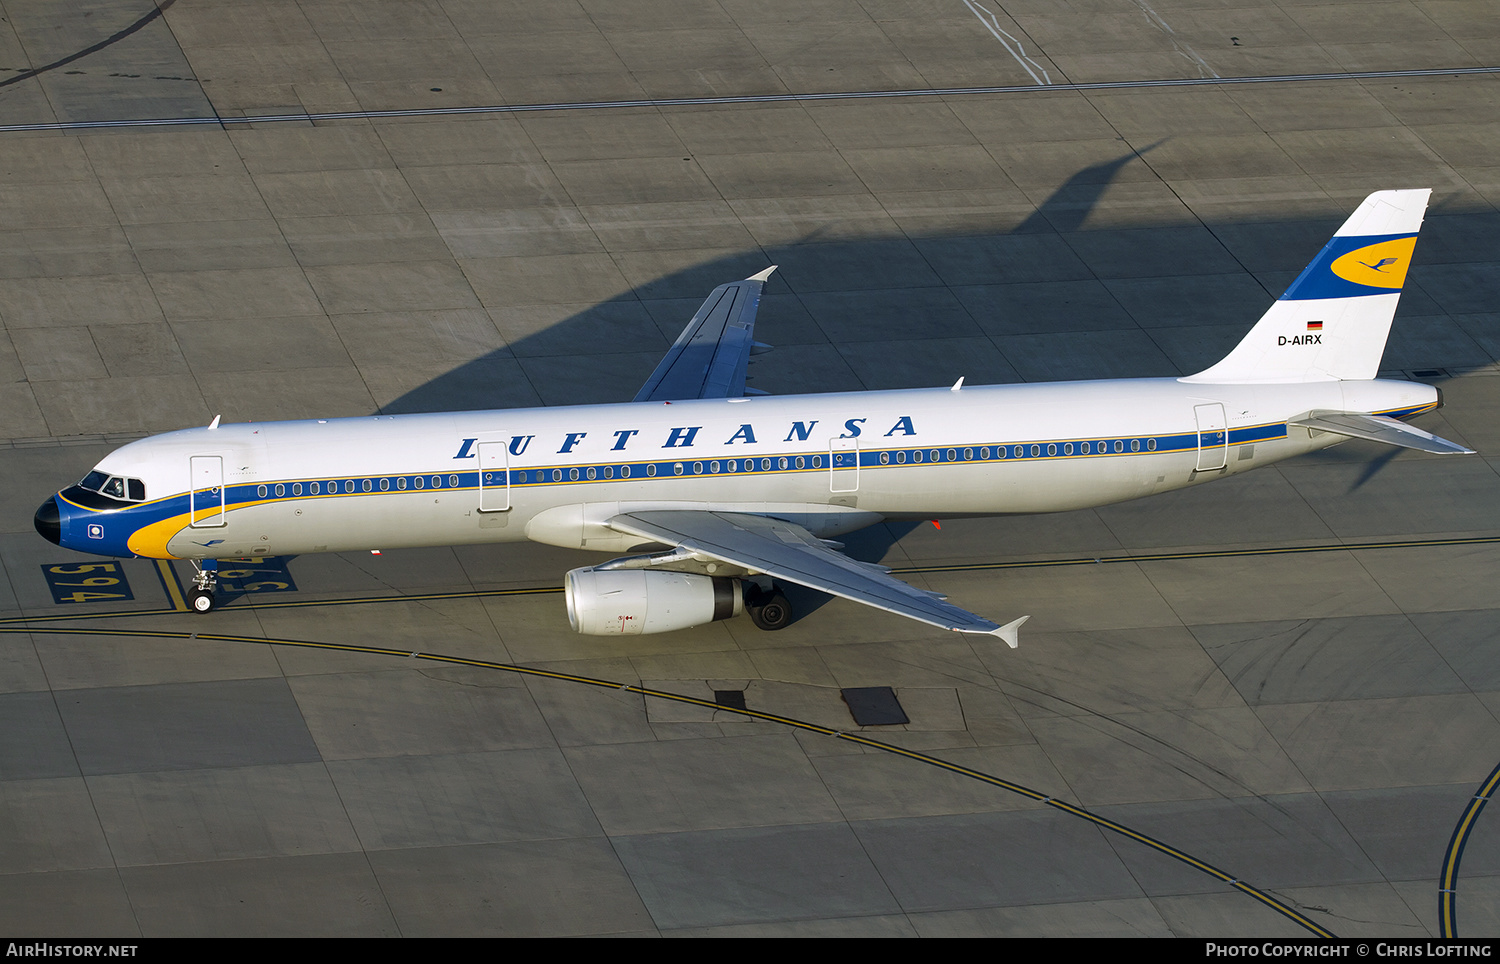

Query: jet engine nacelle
[[565, 567, 744, 635]]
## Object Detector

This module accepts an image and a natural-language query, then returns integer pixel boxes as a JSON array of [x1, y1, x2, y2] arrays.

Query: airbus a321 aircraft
[[35, 190, 1472, 646]]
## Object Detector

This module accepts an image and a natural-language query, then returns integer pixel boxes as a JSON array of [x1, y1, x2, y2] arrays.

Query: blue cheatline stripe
[[63, 406, 1439, 551]]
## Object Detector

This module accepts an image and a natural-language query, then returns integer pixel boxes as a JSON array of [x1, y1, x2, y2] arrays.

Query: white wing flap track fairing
[[36, 191, 1468, 642]]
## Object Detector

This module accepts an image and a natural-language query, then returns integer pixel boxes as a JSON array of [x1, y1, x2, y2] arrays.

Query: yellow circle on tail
[[1330, 236, 1416, 289]]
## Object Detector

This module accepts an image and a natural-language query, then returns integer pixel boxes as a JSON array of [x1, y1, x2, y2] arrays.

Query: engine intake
[[565, 567, 743, 635]]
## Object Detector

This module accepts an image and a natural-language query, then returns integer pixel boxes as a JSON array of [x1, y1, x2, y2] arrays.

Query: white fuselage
[[76, 375, 1437, 563]]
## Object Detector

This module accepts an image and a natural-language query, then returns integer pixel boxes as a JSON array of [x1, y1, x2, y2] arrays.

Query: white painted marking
[[961, 0, 1052, 86], [1130, 0, 1220, 79]]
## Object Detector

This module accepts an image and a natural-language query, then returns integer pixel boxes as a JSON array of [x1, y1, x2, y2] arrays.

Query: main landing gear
[[745, 582, 792, 631], [188, 560, 218, 613]]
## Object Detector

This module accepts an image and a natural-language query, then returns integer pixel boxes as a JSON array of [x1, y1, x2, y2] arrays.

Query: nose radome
[[34, 497, 60, 545]]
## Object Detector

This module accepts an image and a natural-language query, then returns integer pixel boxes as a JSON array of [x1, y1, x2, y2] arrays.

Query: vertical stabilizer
[[1184, 189, 1430, 384]]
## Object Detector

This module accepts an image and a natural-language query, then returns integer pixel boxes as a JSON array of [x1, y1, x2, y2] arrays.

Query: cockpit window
[[76, 471, 146, 503]]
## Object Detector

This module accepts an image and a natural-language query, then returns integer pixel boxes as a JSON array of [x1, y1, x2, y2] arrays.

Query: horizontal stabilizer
[[1290, 412, 1475, 455]]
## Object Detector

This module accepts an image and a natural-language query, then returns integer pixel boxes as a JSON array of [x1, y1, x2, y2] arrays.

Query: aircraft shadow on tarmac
[[368, 153, 1499, 622]]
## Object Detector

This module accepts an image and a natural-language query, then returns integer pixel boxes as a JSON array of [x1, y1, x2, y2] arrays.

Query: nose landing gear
[[189, 560, 218, 613]]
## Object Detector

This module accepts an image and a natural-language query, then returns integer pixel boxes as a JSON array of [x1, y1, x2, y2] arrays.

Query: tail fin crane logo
[[1329, 236, 1416, 290]]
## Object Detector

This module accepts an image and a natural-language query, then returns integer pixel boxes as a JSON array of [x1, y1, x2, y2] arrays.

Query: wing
[[1289, 412, 1474, 455], [607, 510, 1029, 646], [632, 267, 776, 403]]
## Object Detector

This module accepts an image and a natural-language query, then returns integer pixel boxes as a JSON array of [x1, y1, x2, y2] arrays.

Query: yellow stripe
[[126, 511, 192, 559], [156, 560, 189, 612]]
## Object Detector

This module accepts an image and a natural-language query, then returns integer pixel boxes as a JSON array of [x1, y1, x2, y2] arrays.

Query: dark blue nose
[[34, 497, 60, 545]]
